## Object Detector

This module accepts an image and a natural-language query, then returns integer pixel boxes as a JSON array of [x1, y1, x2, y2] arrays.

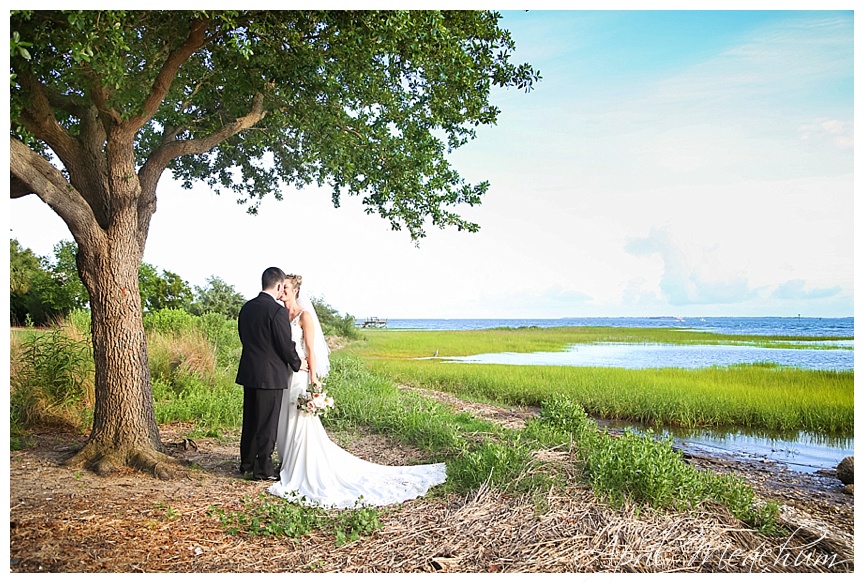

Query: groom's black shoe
[[251, 474, 278, 482]]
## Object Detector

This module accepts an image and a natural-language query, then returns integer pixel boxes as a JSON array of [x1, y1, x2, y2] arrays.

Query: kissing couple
[[235, 267, 446, 508]]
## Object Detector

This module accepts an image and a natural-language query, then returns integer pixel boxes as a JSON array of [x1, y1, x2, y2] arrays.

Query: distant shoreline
[[358, 316, 853, 337]]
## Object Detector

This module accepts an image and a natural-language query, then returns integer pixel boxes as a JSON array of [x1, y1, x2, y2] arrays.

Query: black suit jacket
[[235, 292, 302, 389]]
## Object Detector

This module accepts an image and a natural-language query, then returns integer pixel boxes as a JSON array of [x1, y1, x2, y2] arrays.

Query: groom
[[236, 267, 303, 480]]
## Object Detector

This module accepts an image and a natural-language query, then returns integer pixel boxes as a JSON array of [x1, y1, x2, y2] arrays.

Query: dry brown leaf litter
[[9, 386, 853, 573]]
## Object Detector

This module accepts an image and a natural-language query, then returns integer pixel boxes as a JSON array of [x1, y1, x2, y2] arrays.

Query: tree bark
[[11, 132, 178, 478], [67, 210, 176, 478], [10, 17, 263, 478]]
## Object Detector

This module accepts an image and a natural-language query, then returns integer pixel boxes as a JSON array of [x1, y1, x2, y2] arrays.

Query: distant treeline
[[10, 238, 358, 338]]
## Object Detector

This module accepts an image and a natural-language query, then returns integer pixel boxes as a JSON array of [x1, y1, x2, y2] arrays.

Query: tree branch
[[43, 87, 91, 121], [84, 68, 123, 127], [16, 72, 83, 172], [124, 16, 211, 135], [138, 92, 268, 192], [11, 174, 34, 199], [10, 137, 105, 249]]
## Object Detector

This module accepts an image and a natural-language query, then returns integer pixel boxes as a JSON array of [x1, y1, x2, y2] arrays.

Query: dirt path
[[8, 387, 854, 573]]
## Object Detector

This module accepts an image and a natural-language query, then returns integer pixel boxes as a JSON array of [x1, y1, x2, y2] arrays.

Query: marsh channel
[[434, 340, 853, 474]]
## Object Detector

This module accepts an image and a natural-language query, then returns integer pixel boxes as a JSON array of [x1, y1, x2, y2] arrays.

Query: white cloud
[[625, 226, 758, 306], [772, 279, 842, 301], [798, 118, 853, 150]]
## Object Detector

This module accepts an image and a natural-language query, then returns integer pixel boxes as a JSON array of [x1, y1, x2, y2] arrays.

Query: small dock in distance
[[361, 317, 388, 328]]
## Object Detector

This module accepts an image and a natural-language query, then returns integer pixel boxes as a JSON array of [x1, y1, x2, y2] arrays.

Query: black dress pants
[[240, 387, 284, 479]]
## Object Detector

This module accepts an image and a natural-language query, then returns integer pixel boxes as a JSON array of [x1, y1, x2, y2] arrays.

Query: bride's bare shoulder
[[298, 310, 314, 326]]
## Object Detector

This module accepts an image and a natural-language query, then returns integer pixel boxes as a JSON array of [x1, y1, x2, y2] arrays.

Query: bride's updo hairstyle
[[285, 274, 302, 299]]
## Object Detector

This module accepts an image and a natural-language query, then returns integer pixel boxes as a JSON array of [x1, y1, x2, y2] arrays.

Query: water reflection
[[441, 342, 853, 371], [598, 419, 854, 473]]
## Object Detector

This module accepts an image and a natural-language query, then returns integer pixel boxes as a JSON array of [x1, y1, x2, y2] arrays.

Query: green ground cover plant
[[209, 494, 381, 545]]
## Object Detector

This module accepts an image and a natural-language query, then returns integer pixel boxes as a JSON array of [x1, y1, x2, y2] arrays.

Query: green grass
[[352, 326, 852, 357], [317, 358, 782, 533], [347, 329, 853, 436], [314, 355, 780, 532], [10, 317, 790, 537]]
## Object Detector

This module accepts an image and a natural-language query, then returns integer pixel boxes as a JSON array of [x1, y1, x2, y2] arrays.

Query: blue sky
[[7, 7, 855, 319]]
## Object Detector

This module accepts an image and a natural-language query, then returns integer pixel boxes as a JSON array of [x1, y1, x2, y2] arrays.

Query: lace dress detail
[[270, 312, 446, 508]]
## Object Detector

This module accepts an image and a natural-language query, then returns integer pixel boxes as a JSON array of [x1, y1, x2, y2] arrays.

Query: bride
[[269, 274, 446, 508]]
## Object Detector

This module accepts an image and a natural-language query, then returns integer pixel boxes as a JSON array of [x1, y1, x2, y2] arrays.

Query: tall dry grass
[[10, 316, 95, 432]]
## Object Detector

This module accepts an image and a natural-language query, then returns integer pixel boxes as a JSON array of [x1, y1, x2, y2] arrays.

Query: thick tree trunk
[[65, 166, 177, 478], [11, 21, 223, 479]]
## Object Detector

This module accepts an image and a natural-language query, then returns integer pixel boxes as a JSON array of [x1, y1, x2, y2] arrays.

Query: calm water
[[376, 317, 855, 472], [382, 316, 853, 337], [442, 342, 853, 371], [600, 420, 854, 474]]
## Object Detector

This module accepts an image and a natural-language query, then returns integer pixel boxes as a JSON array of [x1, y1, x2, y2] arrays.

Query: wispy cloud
[[625, 227, 757, 306], [798, 118, 853, 150], [771, 279, 842, 301], [647, 14, 853, 109]]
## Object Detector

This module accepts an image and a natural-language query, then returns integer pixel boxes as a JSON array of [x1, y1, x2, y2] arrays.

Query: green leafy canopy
[[10, 10, 540, 239]]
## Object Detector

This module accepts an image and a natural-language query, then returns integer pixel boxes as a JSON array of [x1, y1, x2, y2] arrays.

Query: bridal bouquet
[[297, 383, 335, 417]]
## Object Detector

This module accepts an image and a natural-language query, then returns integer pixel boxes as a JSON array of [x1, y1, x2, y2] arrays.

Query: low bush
[[531, 397, 781, 533], [312, 296, 360, 340], [10, 327, 94, 431]]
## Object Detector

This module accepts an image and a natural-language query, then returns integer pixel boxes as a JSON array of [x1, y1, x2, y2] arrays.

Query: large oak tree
[[9, 10, 538, 476]]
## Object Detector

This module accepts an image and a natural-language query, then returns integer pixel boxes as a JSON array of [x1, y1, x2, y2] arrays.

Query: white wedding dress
[[269, 311, 447, 508]]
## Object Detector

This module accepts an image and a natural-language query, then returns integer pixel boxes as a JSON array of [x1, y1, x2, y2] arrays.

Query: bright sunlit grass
[[352, 326, 852, 358], [348, 328, 853, 436]]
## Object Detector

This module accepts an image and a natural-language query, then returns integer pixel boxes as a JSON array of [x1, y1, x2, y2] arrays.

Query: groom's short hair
[[262, 267, 286, 291]]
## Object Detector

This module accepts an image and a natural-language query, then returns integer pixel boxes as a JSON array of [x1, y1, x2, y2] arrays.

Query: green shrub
[[583, 428, 688, 509], [513, 393, 781, 532], [143, 308, 198, 335], [446, 441, 533, 492], [537, 394, 597, 441], [10, 327, 94, 431], [312, 296, 359, 339]]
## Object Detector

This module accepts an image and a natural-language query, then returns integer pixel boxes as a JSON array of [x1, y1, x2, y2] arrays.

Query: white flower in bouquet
[[296, 381, 335, 417]]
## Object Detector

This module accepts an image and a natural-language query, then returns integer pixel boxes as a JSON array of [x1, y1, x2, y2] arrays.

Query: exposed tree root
[[64, 441, 183, 480]]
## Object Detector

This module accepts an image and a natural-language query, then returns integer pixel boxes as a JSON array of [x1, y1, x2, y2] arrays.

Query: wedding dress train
[[269, 313, 446, 508]]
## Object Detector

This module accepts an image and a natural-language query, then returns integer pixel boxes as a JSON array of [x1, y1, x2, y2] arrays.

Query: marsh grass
[[354, 326, 852, 357], [351, 330, 853, 436]]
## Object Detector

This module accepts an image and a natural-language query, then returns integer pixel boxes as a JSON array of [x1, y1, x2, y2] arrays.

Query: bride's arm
[[299, 311, 318, 386]]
